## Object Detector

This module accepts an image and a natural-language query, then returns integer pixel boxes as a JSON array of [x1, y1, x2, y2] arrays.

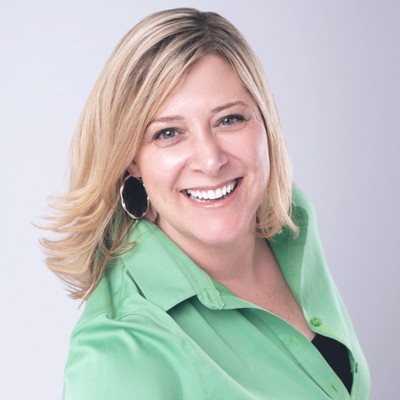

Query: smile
[[184, 179, 239, 202]]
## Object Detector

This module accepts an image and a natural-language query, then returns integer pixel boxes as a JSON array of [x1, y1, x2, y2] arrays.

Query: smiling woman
[[41, 7, 370, 400], [130, 55, 270, 255]]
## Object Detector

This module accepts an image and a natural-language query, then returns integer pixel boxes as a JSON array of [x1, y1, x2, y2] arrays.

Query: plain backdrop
[[1, 1, 399, 399]]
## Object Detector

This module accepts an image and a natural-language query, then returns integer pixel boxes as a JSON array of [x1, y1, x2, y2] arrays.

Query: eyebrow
[[148, 115, 184, 125], [148, 101, 249, 126], [211, 100, 249, 113]]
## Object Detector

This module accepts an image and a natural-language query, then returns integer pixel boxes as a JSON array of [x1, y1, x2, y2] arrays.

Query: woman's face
[[129, 54, 269, 251]]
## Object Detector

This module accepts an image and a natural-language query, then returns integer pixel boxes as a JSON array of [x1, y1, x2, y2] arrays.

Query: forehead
[[153, 54, 254, 117]]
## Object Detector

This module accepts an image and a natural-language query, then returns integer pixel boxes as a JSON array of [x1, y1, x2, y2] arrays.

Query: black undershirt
[[312, 334, 353, 393]]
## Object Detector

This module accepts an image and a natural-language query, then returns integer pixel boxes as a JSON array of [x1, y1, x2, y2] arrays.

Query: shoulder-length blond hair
[[41, 8, 297, 299]]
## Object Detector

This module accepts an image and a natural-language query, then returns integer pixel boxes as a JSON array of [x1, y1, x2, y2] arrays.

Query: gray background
[[1, 1, 399, 399]]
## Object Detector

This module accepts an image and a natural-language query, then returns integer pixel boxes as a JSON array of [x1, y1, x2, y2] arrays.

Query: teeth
[[186, 180, 237, 201]]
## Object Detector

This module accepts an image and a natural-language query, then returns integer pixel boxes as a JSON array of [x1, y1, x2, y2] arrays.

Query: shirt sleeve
[[63, 312, 203, 400]]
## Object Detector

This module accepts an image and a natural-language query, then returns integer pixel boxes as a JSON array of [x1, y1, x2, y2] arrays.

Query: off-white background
[[1, 1, 399, 399]]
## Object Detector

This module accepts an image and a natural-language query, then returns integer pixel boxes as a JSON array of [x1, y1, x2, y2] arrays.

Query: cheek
[[253, 129, 270, 181], [138, 149, 185, 197]]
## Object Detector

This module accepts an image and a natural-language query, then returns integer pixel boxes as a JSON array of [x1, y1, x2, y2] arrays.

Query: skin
[[129, 55, 314, 340]]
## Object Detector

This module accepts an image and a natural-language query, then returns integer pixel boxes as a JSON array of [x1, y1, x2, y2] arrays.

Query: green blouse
[[63, 188, 370, 399]]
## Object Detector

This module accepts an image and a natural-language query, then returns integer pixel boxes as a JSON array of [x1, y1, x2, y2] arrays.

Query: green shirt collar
[[120, 204, 309, 313], [121, 220, 225, 311]]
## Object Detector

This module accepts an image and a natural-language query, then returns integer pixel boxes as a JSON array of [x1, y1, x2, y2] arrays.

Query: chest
[[168, 297, 355, 400], [223, 256, 315, 340]]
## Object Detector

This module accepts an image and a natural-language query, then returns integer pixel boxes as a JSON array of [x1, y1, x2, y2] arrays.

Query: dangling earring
[[120, 175, 149, 219]]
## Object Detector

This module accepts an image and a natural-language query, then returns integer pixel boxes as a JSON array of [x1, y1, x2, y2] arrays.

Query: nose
[[189, 128, 228, 176]]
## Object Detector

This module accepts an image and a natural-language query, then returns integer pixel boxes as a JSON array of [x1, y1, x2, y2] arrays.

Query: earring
[[120, 175, 149, 219]]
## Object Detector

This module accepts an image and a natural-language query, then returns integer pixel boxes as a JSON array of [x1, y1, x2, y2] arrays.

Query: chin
[[190, 221, 250, 248], [158, 211, 255, 250]]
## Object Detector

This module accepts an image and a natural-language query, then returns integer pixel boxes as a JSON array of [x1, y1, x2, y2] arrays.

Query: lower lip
[[183, 179, 242, 209]]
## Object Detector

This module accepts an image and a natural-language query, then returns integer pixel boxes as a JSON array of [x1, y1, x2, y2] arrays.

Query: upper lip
[[181, 178, 240, 192]]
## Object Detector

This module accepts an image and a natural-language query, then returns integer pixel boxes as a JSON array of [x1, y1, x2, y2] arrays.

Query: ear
[[127, 160, 141, 177]]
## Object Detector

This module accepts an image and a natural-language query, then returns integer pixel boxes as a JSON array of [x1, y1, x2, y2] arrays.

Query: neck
[[168, 229, 265, 287]]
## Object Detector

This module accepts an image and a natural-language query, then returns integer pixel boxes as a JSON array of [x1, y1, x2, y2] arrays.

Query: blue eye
[[154, 128, 177, 140], [220, 114, 245, 125]]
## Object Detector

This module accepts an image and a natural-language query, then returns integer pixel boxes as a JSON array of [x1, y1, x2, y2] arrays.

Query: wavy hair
[[41, 8, 297, 299]]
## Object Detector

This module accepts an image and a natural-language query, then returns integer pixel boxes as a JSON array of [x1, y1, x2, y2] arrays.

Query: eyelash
[[153, 128, 180, 141], [218, 114, 245, 126], [152, 114, 246, 142]]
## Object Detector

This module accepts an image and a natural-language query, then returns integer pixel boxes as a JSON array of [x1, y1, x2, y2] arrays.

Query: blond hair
[[41, 8, 297, 299]]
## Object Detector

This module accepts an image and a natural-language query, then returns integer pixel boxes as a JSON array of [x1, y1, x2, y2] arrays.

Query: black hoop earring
[[120, 175, 149, 219]]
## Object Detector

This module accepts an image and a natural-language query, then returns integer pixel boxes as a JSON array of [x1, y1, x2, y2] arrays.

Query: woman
[[42, 8, 370, 399]]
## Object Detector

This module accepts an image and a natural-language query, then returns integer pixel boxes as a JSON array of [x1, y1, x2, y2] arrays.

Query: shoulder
[[64, 312, 200, 399], [64, 263, 203, 399], [292, 184, 317, 223], [72, 257, 127, 328], [72, 252, 182, 335]]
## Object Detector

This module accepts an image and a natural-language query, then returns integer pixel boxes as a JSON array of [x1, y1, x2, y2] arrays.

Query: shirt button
[[310, 317, 322, 327]]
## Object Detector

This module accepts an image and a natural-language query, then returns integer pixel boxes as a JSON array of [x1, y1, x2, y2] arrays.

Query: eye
[[219, 114, 245, 126], [153, 128, 178, 140]]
